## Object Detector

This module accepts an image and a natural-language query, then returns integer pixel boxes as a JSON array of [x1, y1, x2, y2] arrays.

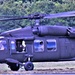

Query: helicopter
[[0, 11, 75, 71]]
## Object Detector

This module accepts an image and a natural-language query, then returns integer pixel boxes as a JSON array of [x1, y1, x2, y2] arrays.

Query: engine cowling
[[33, 25, 68, 36]]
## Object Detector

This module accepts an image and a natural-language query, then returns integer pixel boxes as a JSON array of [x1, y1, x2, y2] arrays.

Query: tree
[[52, 0, 62, 4], [0, 0, 75, 32]]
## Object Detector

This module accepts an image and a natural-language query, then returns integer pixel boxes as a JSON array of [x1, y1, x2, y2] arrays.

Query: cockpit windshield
[[0, 40, 7, 50]]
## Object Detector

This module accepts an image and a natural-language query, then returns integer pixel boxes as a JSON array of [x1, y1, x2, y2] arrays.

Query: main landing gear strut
[[24, 57, 34, 71]]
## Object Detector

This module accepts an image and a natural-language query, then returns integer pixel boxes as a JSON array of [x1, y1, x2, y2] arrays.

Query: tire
[[24, 61, 34, 71], [8, 63, 20, 71]]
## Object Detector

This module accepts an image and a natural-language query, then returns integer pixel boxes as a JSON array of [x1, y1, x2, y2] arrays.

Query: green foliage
[[0, 0, 75, 32]]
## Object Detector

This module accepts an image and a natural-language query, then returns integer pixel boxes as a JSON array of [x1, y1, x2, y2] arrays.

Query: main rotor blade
[[0, 17, 28, 21], [44, 13, 75, 19], [0, 11, 75, 21], [0, 15, 43, 21], [44, 11, 75, 19]]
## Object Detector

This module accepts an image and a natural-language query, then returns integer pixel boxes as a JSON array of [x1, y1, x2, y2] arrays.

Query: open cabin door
[[9, 38, 27, 54], [9, 37, 34, 55]]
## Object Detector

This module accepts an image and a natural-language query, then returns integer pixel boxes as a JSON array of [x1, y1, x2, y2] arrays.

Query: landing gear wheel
[[24, 61, 34, 71], [8, 63, 20, 71]]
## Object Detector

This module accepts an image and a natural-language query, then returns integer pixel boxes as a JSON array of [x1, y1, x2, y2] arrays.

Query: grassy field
[[0, 61, 75, 71]]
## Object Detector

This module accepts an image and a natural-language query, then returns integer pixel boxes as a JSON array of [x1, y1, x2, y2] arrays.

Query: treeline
[[15, 0, 63, 4], [0, 0, 75, 32]]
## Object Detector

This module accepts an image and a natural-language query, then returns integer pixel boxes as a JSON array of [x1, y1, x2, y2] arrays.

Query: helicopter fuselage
[[0, 25, 75, 63]]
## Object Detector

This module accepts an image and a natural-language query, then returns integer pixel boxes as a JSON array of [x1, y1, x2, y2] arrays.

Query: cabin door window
[[34, 40, 44, 52], [47, 39, 57, 51]]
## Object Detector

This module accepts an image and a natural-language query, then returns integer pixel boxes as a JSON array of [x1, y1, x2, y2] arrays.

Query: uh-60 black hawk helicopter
[[0, 11, 75, 71]]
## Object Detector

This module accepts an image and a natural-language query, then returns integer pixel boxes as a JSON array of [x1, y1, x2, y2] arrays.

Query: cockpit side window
[[0, 40, 7, 50], [34, 40, 44, 52], [10, 41, 15, 50], [47, 39, 57, 51]]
